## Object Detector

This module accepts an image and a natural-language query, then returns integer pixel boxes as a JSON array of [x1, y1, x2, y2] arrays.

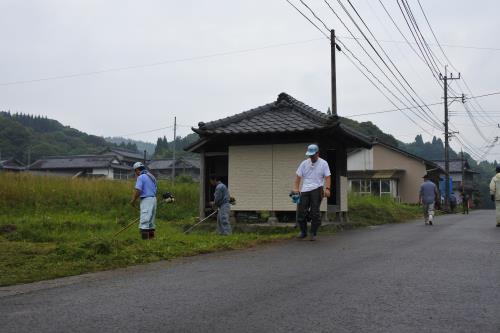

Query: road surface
[[1, 210, 499, 332]]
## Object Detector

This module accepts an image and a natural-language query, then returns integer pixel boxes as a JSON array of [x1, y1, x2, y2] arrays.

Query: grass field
[[0, 173, 422, 286]]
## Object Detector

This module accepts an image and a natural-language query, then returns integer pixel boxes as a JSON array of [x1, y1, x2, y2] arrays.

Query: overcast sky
[[1, 0, 499, 160]]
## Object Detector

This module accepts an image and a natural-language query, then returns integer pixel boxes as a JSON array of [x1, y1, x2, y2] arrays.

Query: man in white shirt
[[292, 144, 331, 241]]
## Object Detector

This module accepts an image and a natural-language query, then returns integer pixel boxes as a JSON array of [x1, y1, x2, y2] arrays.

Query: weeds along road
[[1, 210, 499, 333]]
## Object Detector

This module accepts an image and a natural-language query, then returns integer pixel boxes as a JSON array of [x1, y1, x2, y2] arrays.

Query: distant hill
[[153, 133, 199, 159], [340, 117, 399, 147], [0, 112, 114, 164], [105, 137, 156, 156]]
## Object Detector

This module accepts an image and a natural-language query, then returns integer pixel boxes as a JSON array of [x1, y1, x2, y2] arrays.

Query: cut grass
[[0, 173, 423, 286], [0, 212, 294, 286]]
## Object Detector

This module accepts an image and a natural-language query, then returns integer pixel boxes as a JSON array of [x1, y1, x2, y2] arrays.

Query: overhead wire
[[285, 0, 438, 136], [401, 0, 495, 158], [346, 101, 443, 117], [0, 37, 326, 86], [341, 0, 443, 128], [322, 0, 443, 131], [401, 0, 443, 73], [414, 0, 497, 129]]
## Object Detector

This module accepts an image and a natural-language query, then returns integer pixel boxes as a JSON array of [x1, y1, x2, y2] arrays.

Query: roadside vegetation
[[1, 173, 422, 286], [0, 173, 293, 286], [348, 194, 422, 226]]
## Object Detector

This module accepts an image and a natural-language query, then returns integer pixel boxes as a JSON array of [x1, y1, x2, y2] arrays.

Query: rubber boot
[[140, 229, 150, 240], [149, 229, 155, 239]]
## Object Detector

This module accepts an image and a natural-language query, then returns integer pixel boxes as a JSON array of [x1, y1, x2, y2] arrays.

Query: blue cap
[[305, 144, 319, 156]]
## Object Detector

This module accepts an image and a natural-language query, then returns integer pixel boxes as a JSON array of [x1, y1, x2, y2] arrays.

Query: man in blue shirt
[[419, 174, 439, 226], [209, 175, 232, 235], [130, 161, 157, 239]]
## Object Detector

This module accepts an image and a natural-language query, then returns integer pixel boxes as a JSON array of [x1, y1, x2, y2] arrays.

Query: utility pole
[[172, 116, 177, 183], [439, 66, 460, 212], [461, 149, 465, 193], [331, 29, 337, 117], [330, 29, 342, 116]]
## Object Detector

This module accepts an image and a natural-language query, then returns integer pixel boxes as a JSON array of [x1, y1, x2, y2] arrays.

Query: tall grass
[[0, 173, 294, 286], [0, 174, 424, 286], [0, 173, 198, 220]]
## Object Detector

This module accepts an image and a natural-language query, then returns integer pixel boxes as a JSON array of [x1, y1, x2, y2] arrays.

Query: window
[[371, 180, 380, 196], [381, 180, 391, 196], [349, 179, 396, 198]]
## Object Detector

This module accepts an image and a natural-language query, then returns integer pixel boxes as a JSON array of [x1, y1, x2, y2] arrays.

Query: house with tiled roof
[[99, 147, 146, 167], [148, 158, 200, 181], [0, 158, 25, 172], [432, 159, 478, 204], [347, 140, 444, 203], [28, 155, 132, 179], [185, 92, 372, 222]]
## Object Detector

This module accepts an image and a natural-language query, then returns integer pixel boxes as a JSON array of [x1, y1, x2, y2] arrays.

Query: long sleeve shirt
[[214, 182, 230, 207]]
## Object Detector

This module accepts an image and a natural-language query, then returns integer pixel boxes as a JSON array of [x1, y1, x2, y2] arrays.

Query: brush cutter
[[113, 192, 175, 239], [184, 209, 219, 234]]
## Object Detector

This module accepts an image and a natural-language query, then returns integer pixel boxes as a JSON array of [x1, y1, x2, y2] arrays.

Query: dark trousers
[[297, 187, 322, 236]]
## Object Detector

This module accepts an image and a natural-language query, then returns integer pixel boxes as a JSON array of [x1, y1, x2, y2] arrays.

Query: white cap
[[133, 161, 145, 170]]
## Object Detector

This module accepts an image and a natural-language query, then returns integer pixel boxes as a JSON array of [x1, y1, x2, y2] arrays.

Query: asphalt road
[[1, 210, 499, 333]]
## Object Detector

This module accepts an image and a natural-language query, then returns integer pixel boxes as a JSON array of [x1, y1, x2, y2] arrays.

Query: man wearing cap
[[130, 161, 158, 239], [488, 165, 500, 227], [292, 144, 331, 241], [419, 174, 439, 225]]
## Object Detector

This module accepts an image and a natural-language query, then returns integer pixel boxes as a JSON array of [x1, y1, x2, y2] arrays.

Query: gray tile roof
[[193, 92, 334, 135], [100, 148, 144, 160], [29, 155, 131, 170], [0, 158, 25, 170], [148, 158, 200, 170], [432, 160, 477, 174]]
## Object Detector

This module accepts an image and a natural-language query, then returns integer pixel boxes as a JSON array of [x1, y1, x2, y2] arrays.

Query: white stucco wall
[[347, 149, 373, 170], [92, 168, 113, 179], [229, 144, 327, 212]]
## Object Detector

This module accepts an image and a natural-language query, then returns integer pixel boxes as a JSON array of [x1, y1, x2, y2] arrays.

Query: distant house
[[28, 155, 132, 179], [0, 158, 25, 172], [347, 141, 443, 203], [148, 158, 200, 181], [432, 159, 478, 203], [99, 147, 146, 167], [185, 92, 371, 221]]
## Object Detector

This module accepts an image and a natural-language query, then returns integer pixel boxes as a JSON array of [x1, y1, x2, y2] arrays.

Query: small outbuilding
[[148, 158, 200, 181], [0, 158, 25, 172], [99, 147, 146, 167], [28, 155, 132, 179], [185, 92, 371, 221]]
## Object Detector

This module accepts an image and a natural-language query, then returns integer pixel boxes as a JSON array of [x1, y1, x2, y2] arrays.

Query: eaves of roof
[[185, 92, 371, 152]]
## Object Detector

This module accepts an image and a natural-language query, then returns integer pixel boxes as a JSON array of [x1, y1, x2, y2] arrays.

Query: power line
[[466, 91, 500, 100], [285, 0, 438, 136], [346, 101, 443, 117], [342, 0, 442, 128], [0, 37, 326, 86], [117, 125, 174, 138], [328, 0, 442, 129]]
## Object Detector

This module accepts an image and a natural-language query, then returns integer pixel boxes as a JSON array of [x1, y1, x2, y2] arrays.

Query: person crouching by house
[[209, 175, 232, 235], [292, 144, 331, 241], [130, 162, 158, 239], [488, 165, 500, 227], [419, 174, 439, 226]]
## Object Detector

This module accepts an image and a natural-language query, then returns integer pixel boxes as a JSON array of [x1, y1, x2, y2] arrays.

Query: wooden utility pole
[[331, 29, 337, 116], [172, 116, 177, 183], [440, 67, 460, 211]]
